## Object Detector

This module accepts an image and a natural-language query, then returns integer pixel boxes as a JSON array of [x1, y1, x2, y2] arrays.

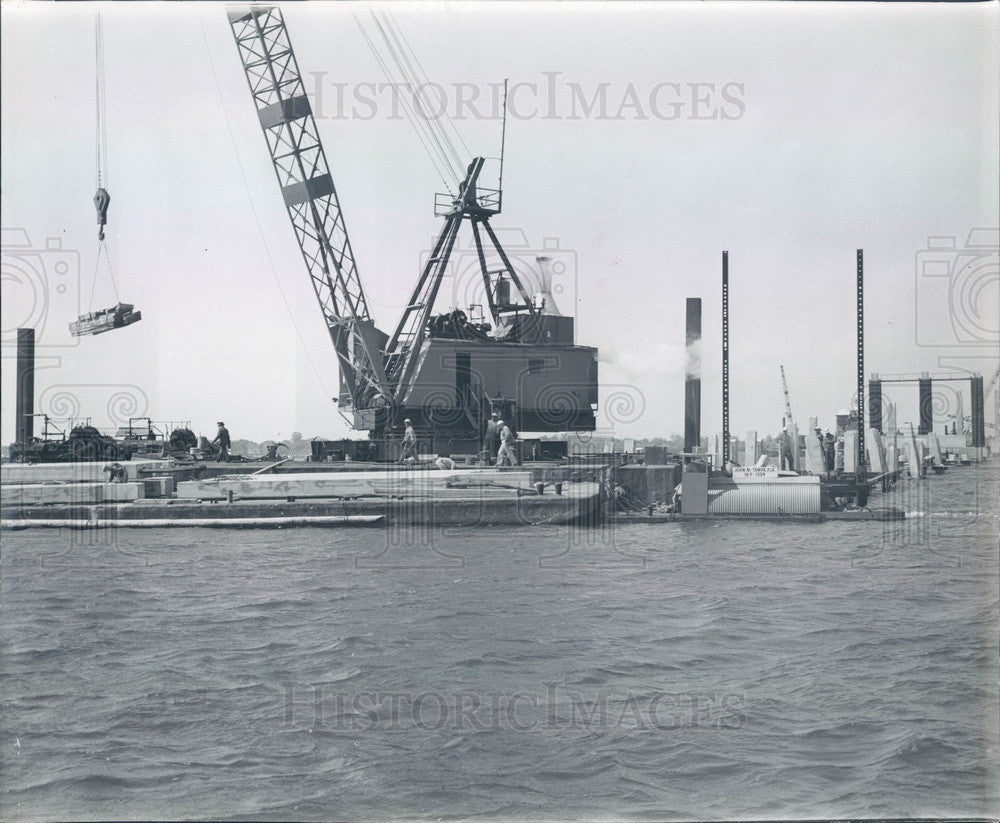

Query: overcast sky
[[2, 1, 998, 445]]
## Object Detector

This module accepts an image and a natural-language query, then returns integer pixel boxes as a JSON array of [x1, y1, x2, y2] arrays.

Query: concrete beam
[[2, 482, 145, 506], [744, 430, 759, 465], [843, 430, 858, 474], [1, 460, 175, 485], [804, 431, 827, 476], [177, 470, 534, 501]]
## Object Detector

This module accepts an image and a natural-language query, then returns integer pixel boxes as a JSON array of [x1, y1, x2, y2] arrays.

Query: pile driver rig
[[227, 6, 597, 453]]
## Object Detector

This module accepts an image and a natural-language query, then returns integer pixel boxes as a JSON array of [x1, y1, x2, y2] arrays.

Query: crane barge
[[227, 6, 598, 457]]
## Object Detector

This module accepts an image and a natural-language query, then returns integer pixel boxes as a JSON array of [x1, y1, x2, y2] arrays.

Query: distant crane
[[779, 364, 795, 428]]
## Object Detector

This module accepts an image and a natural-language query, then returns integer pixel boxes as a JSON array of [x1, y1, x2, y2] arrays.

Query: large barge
[[0, 460, 603, 529]]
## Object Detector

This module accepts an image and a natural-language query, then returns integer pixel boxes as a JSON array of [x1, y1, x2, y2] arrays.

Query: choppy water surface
[[2, 463, 998, 820]]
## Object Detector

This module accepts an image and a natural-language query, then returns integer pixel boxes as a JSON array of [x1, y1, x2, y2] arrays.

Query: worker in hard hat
[[482, 412, 500, 465], [212, 421, 231, 463], [778, 426, 794, 471], [399, 419, 417, 463], [496, 419, 516, 467]]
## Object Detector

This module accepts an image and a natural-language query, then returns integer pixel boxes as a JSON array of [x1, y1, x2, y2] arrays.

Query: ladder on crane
[[381, 156, 540, 402]]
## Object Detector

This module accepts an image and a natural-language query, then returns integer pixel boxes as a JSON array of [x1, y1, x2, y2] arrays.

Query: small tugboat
[[69, 302, 142, 337]]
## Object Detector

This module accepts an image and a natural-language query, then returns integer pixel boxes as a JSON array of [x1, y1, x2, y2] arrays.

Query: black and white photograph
[[1, 0, 998, 820]]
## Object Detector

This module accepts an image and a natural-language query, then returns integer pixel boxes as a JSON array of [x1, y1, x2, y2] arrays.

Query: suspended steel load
[[71, 12, 142, 338], [69, 303, 142, 337]]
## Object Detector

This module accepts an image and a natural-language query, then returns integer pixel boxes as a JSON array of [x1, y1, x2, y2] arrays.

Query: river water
[[2, 462, 998, 820]]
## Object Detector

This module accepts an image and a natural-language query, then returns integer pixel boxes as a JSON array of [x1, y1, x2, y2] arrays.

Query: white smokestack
[[533, 256, 563, 316]]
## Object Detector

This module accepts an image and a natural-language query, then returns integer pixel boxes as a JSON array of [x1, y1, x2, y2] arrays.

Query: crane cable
[[199, 17, 332, 399], [353, 14, 458, 193], [95, 12, 108, 190], [90, 12, 119, 311], [369, 10, 463, 180], [354, 11, 465, 193], [376, 11, 470, 175]]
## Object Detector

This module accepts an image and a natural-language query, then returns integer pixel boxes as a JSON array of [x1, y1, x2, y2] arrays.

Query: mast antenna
[[498, 79, 508, 208]]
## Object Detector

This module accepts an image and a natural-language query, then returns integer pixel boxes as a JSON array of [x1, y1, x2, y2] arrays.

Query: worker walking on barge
[[399, 419, 417, 463], [212, 421, 231, 463], [496, 419, 516, 467], [482, 412, 500, 465]]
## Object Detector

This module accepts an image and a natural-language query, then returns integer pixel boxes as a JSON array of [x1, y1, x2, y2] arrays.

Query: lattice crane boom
[[779, 364, 794, 427], [227, 6, 391, 409]]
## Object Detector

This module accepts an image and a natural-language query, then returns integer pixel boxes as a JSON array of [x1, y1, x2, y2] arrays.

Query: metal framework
[[228, 6, 391, 410], [228, 7, 596, 442], [856, 249, 867, 503], [779, 365, 794, 427], [721, 251, 730, 464], [382, 156, 539, 402], [869, 371, 987, 447]]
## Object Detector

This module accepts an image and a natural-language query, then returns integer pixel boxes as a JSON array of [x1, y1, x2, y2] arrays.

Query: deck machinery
[[227, 6, 597, 455]]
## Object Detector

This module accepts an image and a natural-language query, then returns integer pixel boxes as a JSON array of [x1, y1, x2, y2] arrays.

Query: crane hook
[[94, 187, 110, 242]]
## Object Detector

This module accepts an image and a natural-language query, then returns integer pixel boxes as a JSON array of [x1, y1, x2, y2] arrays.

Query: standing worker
[[482, 412, 500, 465], [496, 419, 516, 467], [814, 427, 825, 471], [399, 419, 417, 463], [778, 426, 794, 471], [823, 432, 836, 472], [212, 421, 231, 463]]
